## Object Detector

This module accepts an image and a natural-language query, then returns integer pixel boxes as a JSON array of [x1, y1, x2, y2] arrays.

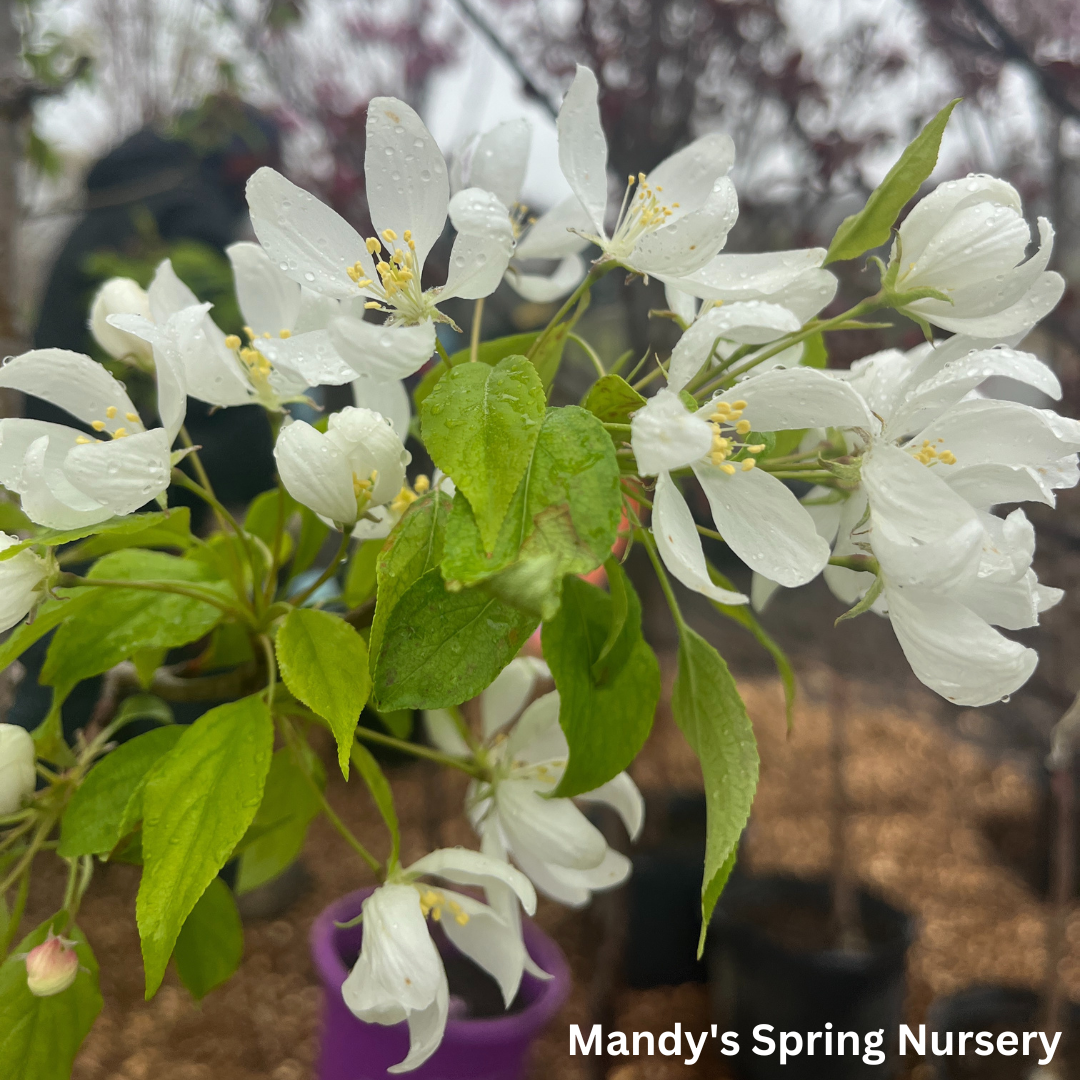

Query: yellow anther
[[746, 444, 766, 453], [91, 420, 106, 432], [732, 400, 748, 410], [125, 412, 138, 422], [403, 229, 412, 242], [112, 427, 127, 439], [741, 458, 756, 471], [939, 450, 956, 465], [243, 325, 255, 341], [75, 435, 92, 445], [627, 174, 636, 184], [638, 172, 647, 183], [224, 335, 241, 350], [382, 228, 398, 242], [364, 302, 384, 309], [366, 237, 381, 254], [279, 328, 291, 339], [720, 463, 737, 475], [413, 475, 430, 494], [346, 264, 360, 281], [735, 419, 752, 434], [105, 405, 117, 419]]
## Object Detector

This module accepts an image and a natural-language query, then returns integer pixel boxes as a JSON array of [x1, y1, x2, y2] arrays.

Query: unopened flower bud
[[25, 933, 79, 996], [89, 278, 155, 366], [0, 722, 35, 815], [0, 533, 48, 636]]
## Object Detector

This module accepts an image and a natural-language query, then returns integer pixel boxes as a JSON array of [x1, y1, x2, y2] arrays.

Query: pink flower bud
[[24, 933, 79, 997]]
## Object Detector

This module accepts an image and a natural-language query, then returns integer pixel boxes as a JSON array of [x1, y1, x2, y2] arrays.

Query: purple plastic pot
[[310, 887, 572, 1080]]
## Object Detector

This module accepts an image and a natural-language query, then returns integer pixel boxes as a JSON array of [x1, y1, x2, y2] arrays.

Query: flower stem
[[290, 530, 350, 607], [469, 297, 484, 362], [637, 527, 688, 633], [569, 332, 606, 379], [527, 261, 612, 361], [354, 726, 483, 778]]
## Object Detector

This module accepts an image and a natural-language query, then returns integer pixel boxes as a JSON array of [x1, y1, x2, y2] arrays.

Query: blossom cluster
[[0, 62, 1074, 1076]]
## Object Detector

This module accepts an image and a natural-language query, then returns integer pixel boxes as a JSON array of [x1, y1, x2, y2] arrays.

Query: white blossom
[[889, 175, 1065, 338], [0, 533, 49, 633], [274, 406, 410, 529], [556, 65, 738, 282], [0, 723, 35, 815], [89, 278, 154, 369], [341, 848, 536, 1073], [246, 97, 514, 382], [0, 349, 184, 529]]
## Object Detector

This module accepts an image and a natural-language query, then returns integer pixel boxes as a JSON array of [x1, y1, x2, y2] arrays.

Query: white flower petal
[[439, 889, 525, 1008], [495, 781, 608, 870], [274, 420, 356, 525], [440, 229, 514, 301], [17, 433, 110, 530], [0, 539, 45, 634], [732, 366, 875, 432], [664, 284, 699, 325], [247, 167, 373, 300], [505, 255, 585, 303], [693, 461, 830, 587], [505, 690, 565, 765], [63, 429, 172, 516], [556, 66, 609, 237], [329, 316, 436, 380], [253, 329, 353, 388], [407, 847, 537, 914], [390, 978, 449, 1075], [366, 97, 449, 270], [481, 658, 542, 739], [515, 195, 593, 260], [325, 407, 410, 506], [0, 350, 142, 436], [147, 259, 200, 322], [576, 772, 644, 841], [89, 279, 154, 363], [466, 119, 531, 207], [910, 270, 1065, 339], [651, 471, 748, 604], [448, 188, 515, 244], [629, 390, 713, 474], [226, 241, 302, 334], [630, 178, 738, 277], [945, 462, 1060, 509], [750, 572, 782, 613], [352, 374, 411, 442], [423, 709, 471, 757], [884, 582, 1036, 706], [646, 133, 736, 217], [673, 248, 831, 308], [506, 836, 594, 907]]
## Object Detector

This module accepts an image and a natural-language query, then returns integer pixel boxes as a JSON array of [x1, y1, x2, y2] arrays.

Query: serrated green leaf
[[343, 538, 381, 607], [60, 507, 194, 563], [0, 920, 102, 1080], [137, 694, 273, 998], [350, 740, 400, 867], [584, 373, 646, 427], [825, 99, 960, 265], [58, 725, 183, 858], [276, 608, 371, 777], [670, 627, 758, 957], [369, 491, 451, 663], [373, 569, 538, 710], [542, 569, 659, 798], [236, 746, 322, 894], [421, 356, 546, 552], [0, 590, 96, 672], [441, 406, 621, 620], [173, 878, 243, 1001], [41, 551, 229, 695]]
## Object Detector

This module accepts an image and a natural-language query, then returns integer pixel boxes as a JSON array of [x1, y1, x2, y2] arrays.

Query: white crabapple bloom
[[453, 118, 591, 303], [735, 342, 1080, 705], [889, 175, 1065, 338], [0, 349, 185, 529], [557, 65, 738, 282], [0, 723, 35, 816], [88, 278, 155, 370], [0, 533, 49, 633], [342, 848, 536, 1073], [246, 97, 514, 382], [425, 659, 645, 918], [274, 406, 411, 530]]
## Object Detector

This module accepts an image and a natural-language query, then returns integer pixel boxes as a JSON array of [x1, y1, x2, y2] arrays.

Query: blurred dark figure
[[30, 94, 281, 516]]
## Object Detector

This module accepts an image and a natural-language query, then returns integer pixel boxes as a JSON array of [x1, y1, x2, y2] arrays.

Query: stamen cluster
[[706, 398, 765, 474]]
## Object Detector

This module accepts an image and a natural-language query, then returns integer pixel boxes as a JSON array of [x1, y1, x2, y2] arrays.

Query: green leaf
[[413, 329, 569, 409], [584, 374, 646, 427], [276, 608, 371, 777], [291, 506, 330, 579], [705, 561, 797, 731], [58, 725, 183, 858], [671, 627, 759, 957], [541, 569, 659, 797], [350, 740, 400, 867], [373, 569, 538, 710], [245, 487, 298, 545], [441, 406, 621, 620], [0, 591, 96, 672], [0, 510, 187, 562], [371, 708, 412, 740], [137, 694, 274, 998], [0, 920, 102, 1080], [60, 507, 194, 562], [369, 491, 451, 663], [800, 331, 827, 369], [835, 573, 884, 624], [825, 99, 960, 264], [236, 746, 323, 894], [421, 355, 546, 552], [41, 551, 228, 696], [343, 538, 381, 607], [173, 878, 243, 1001]]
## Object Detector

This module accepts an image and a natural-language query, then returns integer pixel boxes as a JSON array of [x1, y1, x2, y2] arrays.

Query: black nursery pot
[[707, 875, 914, 1080], [926, 986, 1080, 1079]]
